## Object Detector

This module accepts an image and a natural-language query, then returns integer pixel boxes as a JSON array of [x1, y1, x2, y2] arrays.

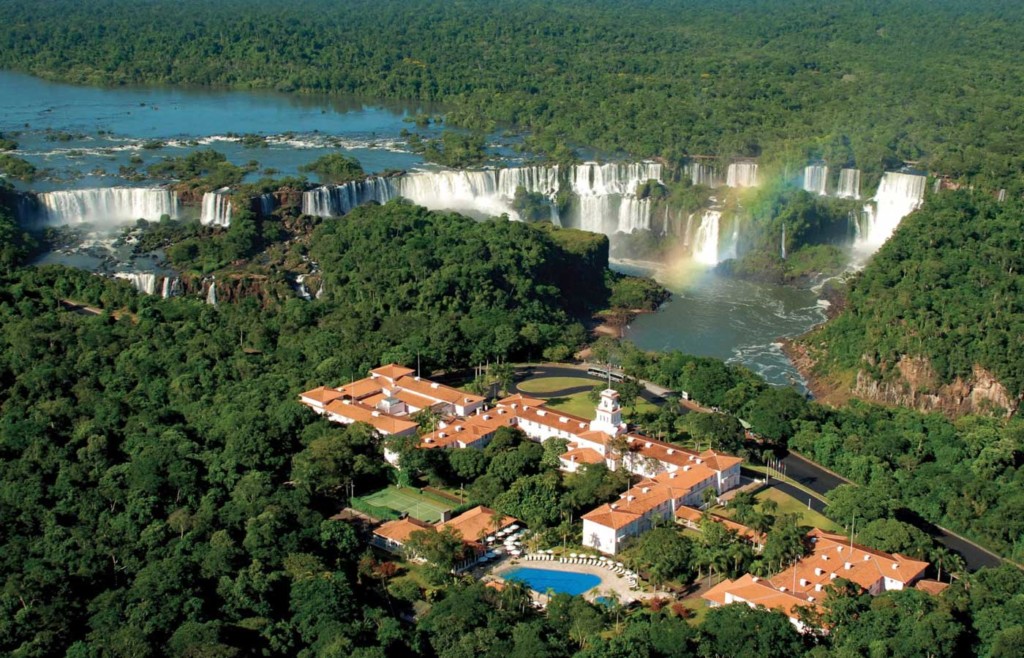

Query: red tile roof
[[373, 517, 434, 544], [439, 506, 517, 542], [704, 574, 820, 622], [371, 364, 416, 381], [299, 386, 345, 404], [324, 399, 419, 435], [767, 529, 929, 595], [561, 446, 606, 465], [675, 506, 766, 545]]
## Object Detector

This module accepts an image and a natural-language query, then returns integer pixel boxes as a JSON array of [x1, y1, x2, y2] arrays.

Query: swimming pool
[[502, 567, 602, 596]]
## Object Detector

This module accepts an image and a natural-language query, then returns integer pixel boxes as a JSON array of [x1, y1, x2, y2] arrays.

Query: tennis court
[[361, 486, 452, 523]]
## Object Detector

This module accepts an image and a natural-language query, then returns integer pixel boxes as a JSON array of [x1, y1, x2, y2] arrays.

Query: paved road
[[781, 452, 1005, 571], [781, 452, 849, 495]]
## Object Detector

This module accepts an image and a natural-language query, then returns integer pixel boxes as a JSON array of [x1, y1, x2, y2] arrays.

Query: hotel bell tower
[[590, 388, 624, 436]]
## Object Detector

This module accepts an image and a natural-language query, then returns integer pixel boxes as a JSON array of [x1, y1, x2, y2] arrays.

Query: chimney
[[844, 562, 852, 570]]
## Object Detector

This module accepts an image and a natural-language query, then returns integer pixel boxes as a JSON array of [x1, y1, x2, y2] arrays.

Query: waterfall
[[724, 222, 740, 261], [35, 188, 179, 225], [568, 161, 662, 234], [257, 193, 276, 216], [11, 192, 38, 226], [296, 274, 312, 300], [856, 172, 927, 253], [299, 162, 660, 236], [781, 223, 787, 260], [301, 177, 397, 217], [726, 163, 759, 188], [201, 187, 232, 227], [114, 272, 158, 295], [206, 279, 218, 306], [692, 210, 722, 265], [836, 169, 861, 200], [802, 166, 829, 195], [687, 162, 719, 188]]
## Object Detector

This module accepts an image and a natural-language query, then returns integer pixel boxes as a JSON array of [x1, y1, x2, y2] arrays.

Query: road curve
[[782, 452, 1005, 571]]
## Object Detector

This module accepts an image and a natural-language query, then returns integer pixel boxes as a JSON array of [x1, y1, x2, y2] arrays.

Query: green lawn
[[517, 376, 601, 394], [754, 488, 841, 532], [543, 392, 599, 419], [542, 390, 660, 421], [743, 464, 826, 502], [680, 597, 710, 626], [714, 487, 841, 532]]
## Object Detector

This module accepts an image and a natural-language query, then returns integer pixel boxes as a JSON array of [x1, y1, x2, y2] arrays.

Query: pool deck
[[489, 558, 652, 605]]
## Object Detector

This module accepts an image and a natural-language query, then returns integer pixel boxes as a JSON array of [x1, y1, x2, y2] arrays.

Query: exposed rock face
[[179, 273, 285, 307], [784, 341, 1020, 418], [852, 357, 1019, 417]]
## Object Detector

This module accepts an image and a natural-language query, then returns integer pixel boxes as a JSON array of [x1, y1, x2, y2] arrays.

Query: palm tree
[[488, 508, 507, 540], [500, 580, 532, 614]]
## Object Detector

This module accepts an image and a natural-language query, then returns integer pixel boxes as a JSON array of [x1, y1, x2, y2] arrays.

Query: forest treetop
[[2, 0, 1024, 184]]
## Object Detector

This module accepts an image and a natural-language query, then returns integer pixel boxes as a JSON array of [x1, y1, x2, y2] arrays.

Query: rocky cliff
[[785, 339, 1020, 418]]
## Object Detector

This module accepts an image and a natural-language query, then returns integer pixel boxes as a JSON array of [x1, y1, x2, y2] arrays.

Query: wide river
[[1, 71, 823, 390], [614, 261, 826, 392]]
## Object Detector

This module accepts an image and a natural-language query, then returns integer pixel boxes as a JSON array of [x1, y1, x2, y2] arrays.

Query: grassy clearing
[[680, 597, 710, 626], [713, 487, 841, 532], [516, 376, 601, 394], [755, 488, 841, 532], [543, 392, 598, 419]]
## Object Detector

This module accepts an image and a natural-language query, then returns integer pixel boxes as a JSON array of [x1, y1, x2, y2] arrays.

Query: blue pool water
[[503, 567, 601, 596]]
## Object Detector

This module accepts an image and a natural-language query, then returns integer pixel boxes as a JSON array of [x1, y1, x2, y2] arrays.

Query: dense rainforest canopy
[[1, 196, 1023, 657], [2, 0, 1024, 185], [807, 191, 1024, 398]]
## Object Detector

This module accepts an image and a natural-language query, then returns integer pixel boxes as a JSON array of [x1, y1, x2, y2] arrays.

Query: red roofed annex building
[[703, 528, 932, 631]]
